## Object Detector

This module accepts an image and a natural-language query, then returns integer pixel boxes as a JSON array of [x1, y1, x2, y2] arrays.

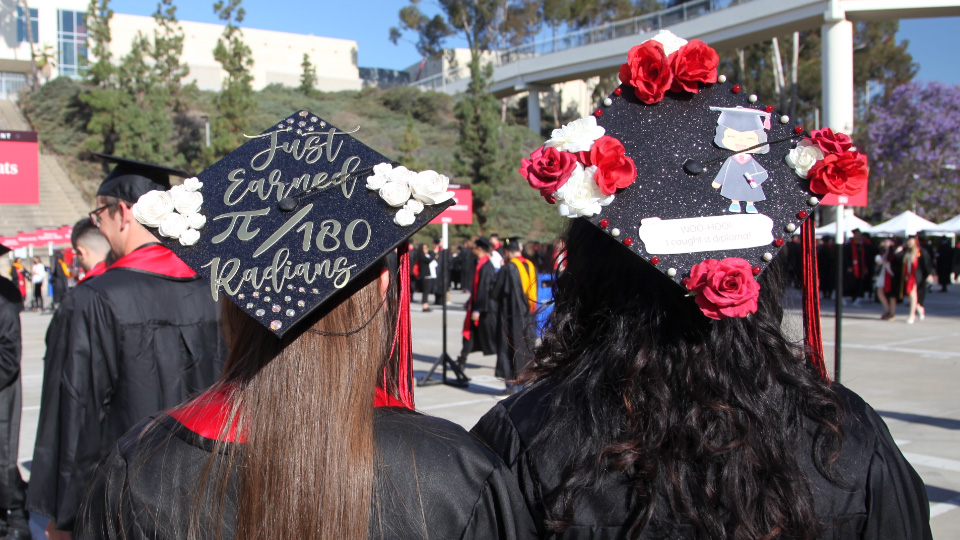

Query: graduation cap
[[0, 244, 10, 258], [520, 31, 868, 376], [94, 153, 190, 203], [129, 110, 454, 338]]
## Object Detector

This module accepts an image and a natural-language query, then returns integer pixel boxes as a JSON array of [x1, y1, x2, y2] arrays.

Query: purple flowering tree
[[864, 82, 960, 222]]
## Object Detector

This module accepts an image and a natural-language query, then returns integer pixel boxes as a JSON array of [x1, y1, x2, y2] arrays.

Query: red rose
[[807, 151, 869, 196], [686, 258, 761, 320], [519, 146, 579, 203], [668, 40, 719, 94], [619, 41, 673, 105], [808, 128, 853, 155], [576, 136, 637, 195]]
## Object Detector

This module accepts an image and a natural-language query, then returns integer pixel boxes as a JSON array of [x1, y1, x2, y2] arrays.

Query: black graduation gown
[[472, 383, 931, 540], [492, 261, 535, 380], [464, 259, 498, 356], [27, 244, 225, 531], [77, 408, 536, 540], [0, 278, 26, 512]]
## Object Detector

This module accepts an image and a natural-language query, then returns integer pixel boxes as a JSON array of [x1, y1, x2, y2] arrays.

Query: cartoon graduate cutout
[[709, 106, 771, 214]]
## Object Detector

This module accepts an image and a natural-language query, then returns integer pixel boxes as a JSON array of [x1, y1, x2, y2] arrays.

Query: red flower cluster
[[805, 128, 869, 196], [619, 39, 719, 105], [686, 258, 761, 320], [520, 136, 636, 202]]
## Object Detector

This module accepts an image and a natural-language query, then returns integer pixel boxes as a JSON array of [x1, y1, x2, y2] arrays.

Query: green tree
[[84, 0, 115, 85], [397, 117, 424, 169], [151, 0, 189, 108], [212, 0, 255, 159], [299, 53, 317, 96], [80, 0, 125, 156]]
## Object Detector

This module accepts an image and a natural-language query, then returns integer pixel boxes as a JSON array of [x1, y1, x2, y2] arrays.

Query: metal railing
[[410, 0, 754, 92]]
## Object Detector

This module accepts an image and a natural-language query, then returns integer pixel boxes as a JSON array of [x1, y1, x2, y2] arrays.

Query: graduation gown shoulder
[[492, 263, 534, 380], [28, 253, 225, 531], [78, 408, 536, 540], [471, 383, 931, 540]]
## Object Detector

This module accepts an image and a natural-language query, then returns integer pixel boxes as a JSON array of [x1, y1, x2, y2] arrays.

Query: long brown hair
[[198, 262, 398, 540]]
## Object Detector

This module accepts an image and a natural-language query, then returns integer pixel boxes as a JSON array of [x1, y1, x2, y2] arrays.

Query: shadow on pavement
[[926, 484, 960, 504], [877, 410, 960, 431]]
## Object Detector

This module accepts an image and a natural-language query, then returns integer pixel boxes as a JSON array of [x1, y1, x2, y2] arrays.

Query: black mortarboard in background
[[474, 237, 493, 251], [131, 111, 454, 337], [504, 241, 522, 253], [94, 153, 189, 203]]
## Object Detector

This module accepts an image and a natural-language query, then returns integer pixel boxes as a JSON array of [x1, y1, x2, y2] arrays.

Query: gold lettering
[[211, 209, 270, 244], [252, 203, 314, 258], [344, 219, 371, 251]]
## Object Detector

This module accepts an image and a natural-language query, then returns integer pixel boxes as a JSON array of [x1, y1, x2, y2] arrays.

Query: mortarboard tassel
[[801, 221, 828, 379], [395, 242, 415, 408]]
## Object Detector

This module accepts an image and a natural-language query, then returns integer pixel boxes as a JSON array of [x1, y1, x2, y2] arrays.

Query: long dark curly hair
[[523, 218, 844, 540]]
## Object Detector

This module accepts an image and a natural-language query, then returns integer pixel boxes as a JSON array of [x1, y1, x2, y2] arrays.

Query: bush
[[379, 86, 453, 125]]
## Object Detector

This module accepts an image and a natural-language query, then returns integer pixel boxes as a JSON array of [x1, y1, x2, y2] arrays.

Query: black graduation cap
[[582, 73, 815, 288], [94, 153, 190, 203], [0, 244, 10, 257], [130, 110, 454, 337]]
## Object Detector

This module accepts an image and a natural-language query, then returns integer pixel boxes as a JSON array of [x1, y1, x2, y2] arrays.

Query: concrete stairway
[[0, 101, 90, 237]]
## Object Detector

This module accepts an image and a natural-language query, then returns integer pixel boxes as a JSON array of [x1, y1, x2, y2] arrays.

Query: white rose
[[179, 228, 201, 246], [544, 116, 606, 153], [785, 140, 824, 178], [553, 165, 614, 218], [389, 166, 417, 186], [171, 189, 203, 215], [648, 30, 688, 56], [394, 208, 416, 227], [184, 213, 207, 230], [409, 170, 455, 205], [366, 163, 393, 190], [158, 212, 189, 239], [379, 181, 412, 207], [182, 177, 203, 192], [404, 199, 425, 215], [132, 190, 175, 228]]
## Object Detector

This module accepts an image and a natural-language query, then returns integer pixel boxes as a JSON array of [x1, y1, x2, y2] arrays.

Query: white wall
[[0, 0, 89, 79]]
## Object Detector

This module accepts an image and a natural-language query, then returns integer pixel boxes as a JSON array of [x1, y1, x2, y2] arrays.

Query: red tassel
[[801, 222, 828, 380], [396, 243, 415, 408]]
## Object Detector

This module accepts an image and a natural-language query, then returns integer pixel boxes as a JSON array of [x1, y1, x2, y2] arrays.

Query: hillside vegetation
[[21, 78, 563, 243]]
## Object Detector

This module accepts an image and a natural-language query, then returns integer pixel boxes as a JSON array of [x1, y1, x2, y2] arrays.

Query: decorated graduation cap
[[130, 110, 456, 407], [94, 153, 190, 203], [520, 30, 868, 377]]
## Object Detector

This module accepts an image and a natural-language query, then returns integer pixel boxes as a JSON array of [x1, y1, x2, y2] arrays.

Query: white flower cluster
[[648, 30, 688, 56], [132, 177, 205, 246], [365, 163, 455, 226], [785, 139, 825, 179], [542, 116, 615, 218]]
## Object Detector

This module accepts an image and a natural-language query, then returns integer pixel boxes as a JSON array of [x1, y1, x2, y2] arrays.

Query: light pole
[[200, 114, 210, 148]]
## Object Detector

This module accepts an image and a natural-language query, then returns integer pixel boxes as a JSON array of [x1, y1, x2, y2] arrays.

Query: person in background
[[28, 156, 226, 540], [0, 244, 29, 540], [875, 238, 896, 320], [489, 234, 504, 270], [887, 236, 934, 324], [459, 240, 477, 293], [9, 260, 27, 304], [456, 237, 498, 373], [70, 219, 111, 283], [843, 229, 874, 305], [50, 251, 70, 311], [432, 238, 448, 307], [30, 257, 45, 311], [817, 236, 836, 300], [492, 242, 537, 393], [935, 237, 953, 292], [417, 243, 438, 312]]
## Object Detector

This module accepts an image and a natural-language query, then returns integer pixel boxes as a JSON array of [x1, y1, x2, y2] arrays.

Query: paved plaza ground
[[15, 284, 960, 538]]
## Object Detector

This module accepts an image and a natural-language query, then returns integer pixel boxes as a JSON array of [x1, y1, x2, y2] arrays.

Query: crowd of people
[[808, 229, 959, 323]]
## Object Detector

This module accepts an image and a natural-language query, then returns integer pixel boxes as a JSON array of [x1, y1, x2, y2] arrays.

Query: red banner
[[820, 186, 868, 207], [0, 225, 73, 250], [430, 188, 473, 225], [0, 131, 39, 205]]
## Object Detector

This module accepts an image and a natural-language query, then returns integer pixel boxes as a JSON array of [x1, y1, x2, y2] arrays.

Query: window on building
[[57, 10, 87, 77], [16, 7, 39, 44]]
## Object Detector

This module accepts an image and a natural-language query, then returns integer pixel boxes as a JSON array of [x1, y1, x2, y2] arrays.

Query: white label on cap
[[637, 214, 774, 254]]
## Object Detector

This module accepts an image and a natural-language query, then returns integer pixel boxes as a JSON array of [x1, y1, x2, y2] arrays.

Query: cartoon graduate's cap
[[93, 153, 190, 203], [127, 110, 454, 338], [710, 106, 772, 131], [519, 30, 868, 367]]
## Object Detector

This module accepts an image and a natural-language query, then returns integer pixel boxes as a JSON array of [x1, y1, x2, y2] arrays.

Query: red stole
[[108, 243, 196, 279], [462, 255, 490, 340], [79, 260, 109, 283]]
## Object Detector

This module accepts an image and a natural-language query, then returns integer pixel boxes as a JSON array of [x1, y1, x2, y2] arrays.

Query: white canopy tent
[[815, 215, 872, 238], [865, 211, 938, 237], [927, 213, 960, 234]]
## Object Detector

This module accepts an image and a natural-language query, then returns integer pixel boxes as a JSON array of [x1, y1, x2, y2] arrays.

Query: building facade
[[0, 0, 361, 100]]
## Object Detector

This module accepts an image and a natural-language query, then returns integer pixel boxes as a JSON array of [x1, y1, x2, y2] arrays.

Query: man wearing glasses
[[28, 155, 225, 540]]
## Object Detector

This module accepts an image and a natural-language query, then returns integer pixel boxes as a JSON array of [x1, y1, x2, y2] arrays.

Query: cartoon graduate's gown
[[714, 153, 768, 202]]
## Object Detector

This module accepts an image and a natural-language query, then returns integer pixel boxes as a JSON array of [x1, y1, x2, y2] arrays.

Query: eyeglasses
[[89, 203, 114, 227]]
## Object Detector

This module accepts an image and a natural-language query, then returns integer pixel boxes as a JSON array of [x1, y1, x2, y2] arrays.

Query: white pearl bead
[[603, 97, 613, 106], [808, 196, 820, 205], [762, 252, 773, 262], [786, 223, 796, 232], [780, 115, 789, 124], [748, 94, 758, 103], [718, 74, 727, 83], [667, 268, 677, 277], [611, 228, 620, 237]]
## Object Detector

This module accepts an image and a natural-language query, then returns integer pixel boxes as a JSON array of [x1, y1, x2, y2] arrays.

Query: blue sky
[[108, 1, 959, 84]]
